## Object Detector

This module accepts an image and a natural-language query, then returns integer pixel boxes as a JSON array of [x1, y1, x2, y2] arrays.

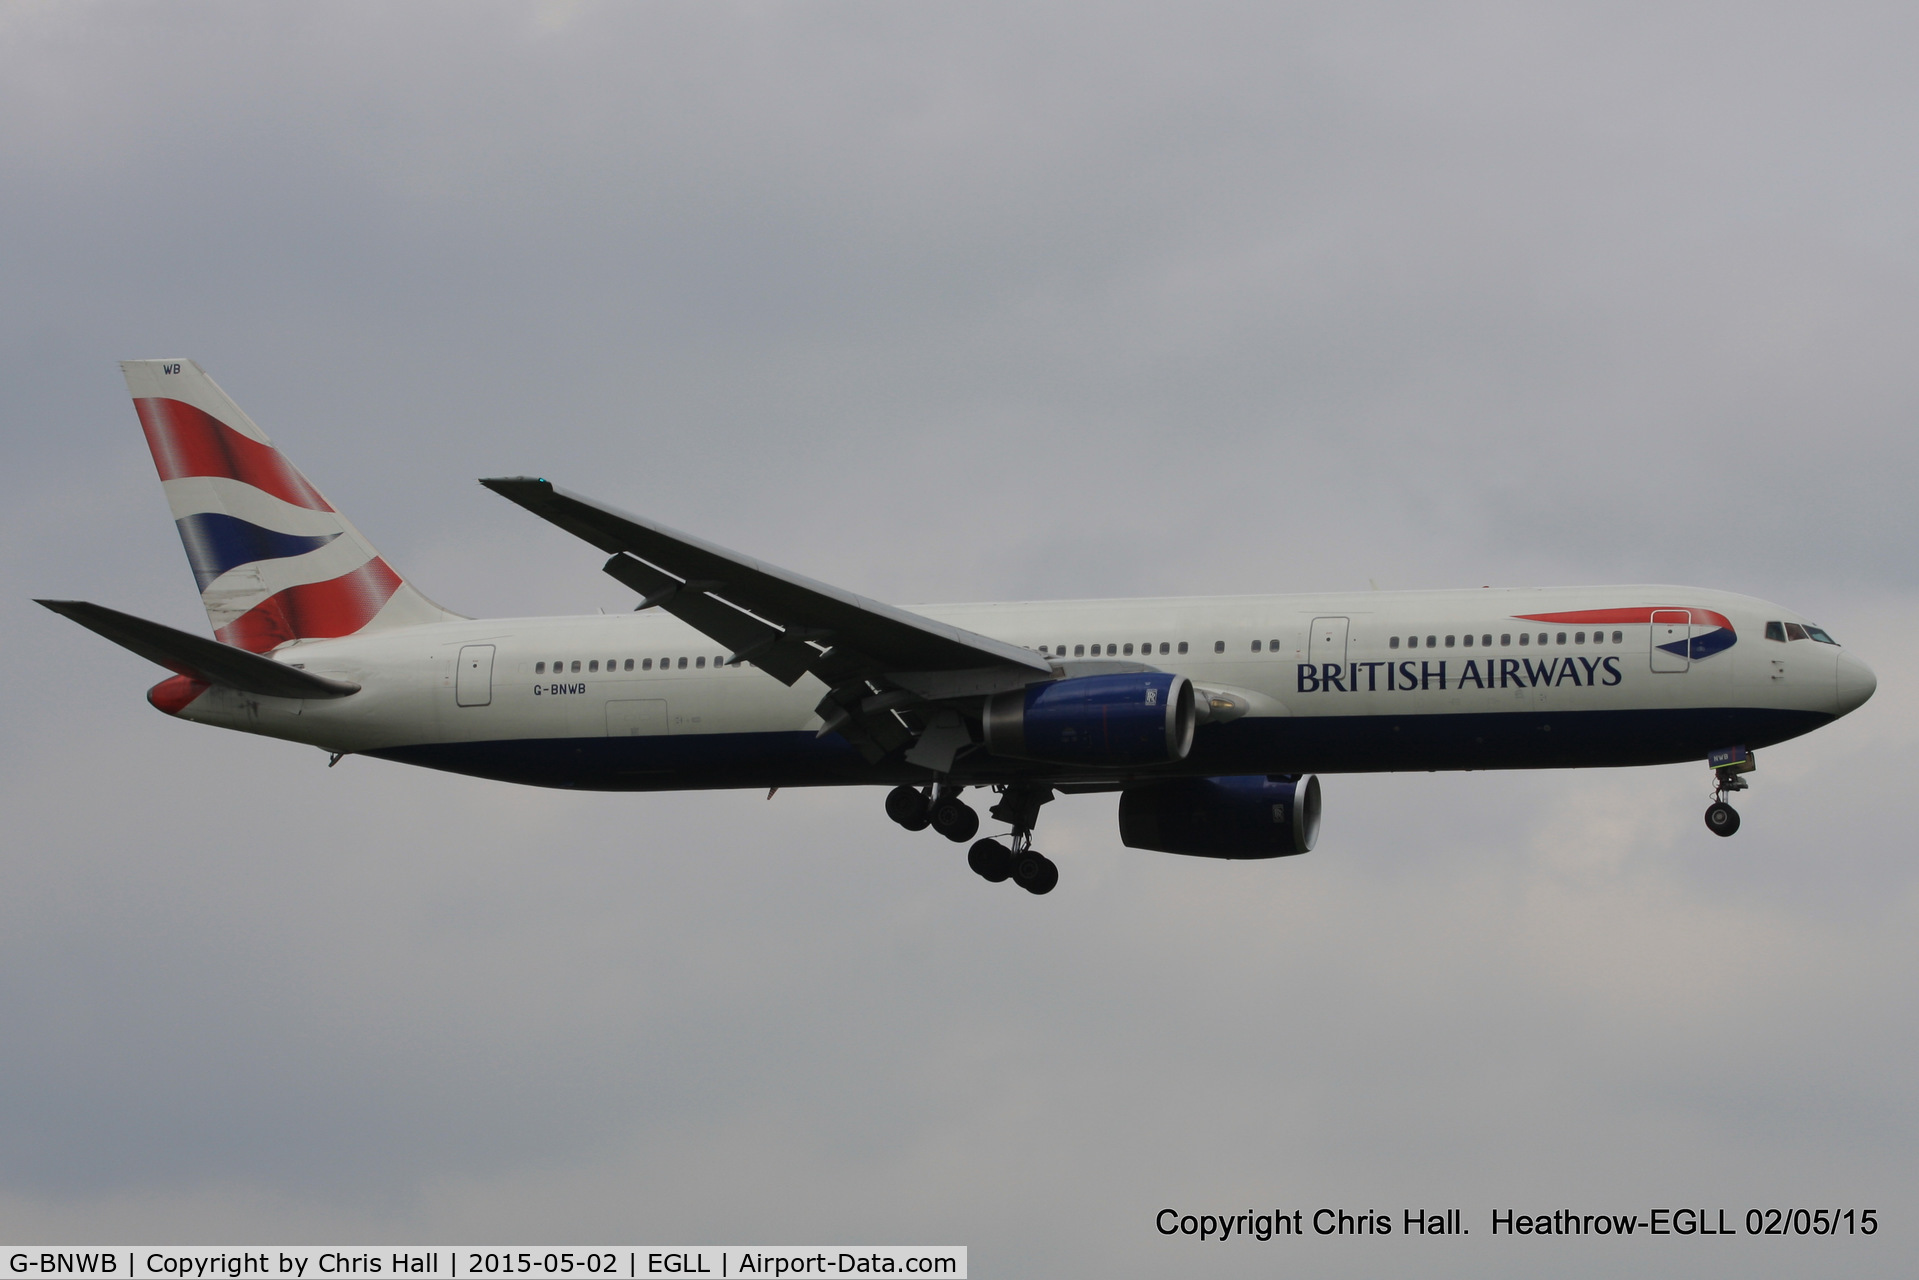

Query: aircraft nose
[[1834, 649, 1876, 717]]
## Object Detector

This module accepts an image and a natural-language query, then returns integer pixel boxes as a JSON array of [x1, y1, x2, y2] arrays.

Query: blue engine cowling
[[983, 672, 1196, 767], [1117, 774, 1322, 859]]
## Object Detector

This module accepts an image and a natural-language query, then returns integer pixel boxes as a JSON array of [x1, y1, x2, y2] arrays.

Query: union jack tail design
[[124, 359, 457, 652]]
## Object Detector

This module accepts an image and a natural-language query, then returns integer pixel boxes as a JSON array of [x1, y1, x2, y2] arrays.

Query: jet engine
[[983, 672, 1196, 767], [1117, 774, 1322, 858]]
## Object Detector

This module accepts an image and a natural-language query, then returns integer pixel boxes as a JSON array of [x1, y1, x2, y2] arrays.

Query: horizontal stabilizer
[[35, 599, 360, 699]]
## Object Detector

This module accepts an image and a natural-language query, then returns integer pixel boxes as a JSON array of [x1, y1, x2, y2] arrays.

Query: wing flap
[[600, 553, 815, 686]]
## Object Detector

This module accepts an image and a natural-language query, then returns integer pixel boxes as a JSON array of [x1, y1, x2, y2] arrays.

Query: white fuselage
[[162, 584, 1874, 792]]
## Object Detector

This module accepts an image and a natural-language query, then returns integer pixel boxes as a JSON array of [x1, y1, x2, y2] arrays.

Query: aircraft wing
[[36, 599, 361, 699], [479, 478, 1053, 697]]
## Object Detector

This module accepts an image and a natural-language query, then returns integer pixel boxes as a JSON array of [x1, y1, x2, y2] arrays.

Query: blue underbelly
[[363, 705, 1833, 792]]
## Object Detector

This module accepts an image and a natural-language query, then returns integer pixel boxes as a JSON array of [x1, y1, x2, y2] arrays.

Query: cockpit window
[[1765, 621, 1786, 642], [1804, 625, 1838, 645], [1783, 622, 1808, 642]]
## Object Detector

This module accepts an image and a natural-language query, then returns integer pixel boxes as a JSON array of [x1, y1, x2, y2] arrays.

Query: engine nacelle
[[984, 672, 1196, 767], [1117, 774, 1322, 859]]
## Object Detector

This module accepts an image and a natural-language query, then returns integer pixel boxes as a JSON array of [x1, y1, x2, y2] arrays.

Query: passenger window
[[1784, 622, 1808, 641], [696, 656, 706, 668], [1501, 634, 1511, 646], [1213, 640, 1225, 654], [642, 658, 652, 670], [571, 660, 581, 673], [1554, 633, 1564, 645], [1426, 635, 1436, 648], [1249, 640, 1260, 653], [535, 662, 545, 674], [1177, 641, 1188, 654], [1482, 634, 1492, 647], [1612, 631, 1622, 643], [677, 657, 687, 669], [1575, 632, 1585, 644], [1537, 634, 1548, 645], [1123, 643, 1135, 656], [1463, 634, 1474, 647], [1268, 639, 1279, 652], [1390, 636, 1400, 649], [1519, 633, 1530, 646], [1104, 643, 1115, 656], [589, 660, 599, 672], [1445, 635, 1455, 648], [1159, 642, 1170, 655], [1073, 644, 1085, 656], [624, 658, 633, 671], [1765, 621, 1787, 642]]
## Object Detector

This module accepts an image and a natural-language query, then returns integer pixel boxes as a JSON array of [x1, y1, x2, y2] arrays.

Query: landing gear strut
[[966, 784, 1058, 895], [1704, 749, 1754, 838]]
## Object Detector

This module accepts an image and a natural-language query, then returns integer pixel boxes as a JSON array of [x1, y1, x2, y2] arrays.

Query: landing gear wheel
[[885, 785, 931, 831], [968, 838, 1013, 882], [931, 797, 979, 843], [1704, 801, 1740, 837], [1011, 850, 1059, 895]]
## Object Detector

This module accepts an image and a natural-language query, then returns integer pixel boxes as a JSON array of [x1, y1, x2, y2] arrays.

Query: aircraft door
[[606, 699, 668, 736], [456, 644, 495, 706], [1309, 617, 1350, 666], [1650, 611, 1690, 673]]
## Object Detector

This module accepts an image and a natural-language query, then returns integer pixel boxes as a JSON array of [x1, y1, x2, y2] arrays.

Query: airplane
[[39, 360, 1877, 895]]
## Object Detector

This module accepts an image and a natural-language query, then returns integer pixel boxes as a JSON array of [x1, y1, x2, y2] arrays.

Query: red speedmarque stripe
[[216, 558, 404, 652], [134, 397, 334, 512], [1515, 606, 1734, 632]]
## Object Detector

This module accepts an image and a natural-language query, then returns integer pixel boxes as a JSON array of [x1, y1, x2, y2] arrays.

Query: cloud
[[1, 2, 1913, 1274]]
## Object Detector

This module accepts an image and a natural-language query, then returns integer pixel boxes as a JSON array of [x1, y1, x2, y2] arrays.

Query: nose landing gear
[[1703, 747, 1754, 838]]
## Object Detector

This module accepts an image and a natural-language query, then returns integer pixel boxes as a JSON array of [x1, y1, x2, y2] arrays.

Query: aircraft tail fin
[[122, 359, 459, 651]]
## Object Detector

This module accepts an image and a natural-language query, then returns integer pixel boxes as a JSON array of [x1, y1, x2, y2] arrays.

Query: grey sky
[[2, 3, 1914, 1274]]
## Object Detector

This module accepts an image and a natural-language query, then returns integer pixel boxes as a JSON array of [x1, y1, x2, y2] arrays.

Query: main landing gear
[[885, 783, 980, 843], [1704, 749, 1756, 838], [968, 784, 1059, 895], [884, 781, 1058, 894]]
